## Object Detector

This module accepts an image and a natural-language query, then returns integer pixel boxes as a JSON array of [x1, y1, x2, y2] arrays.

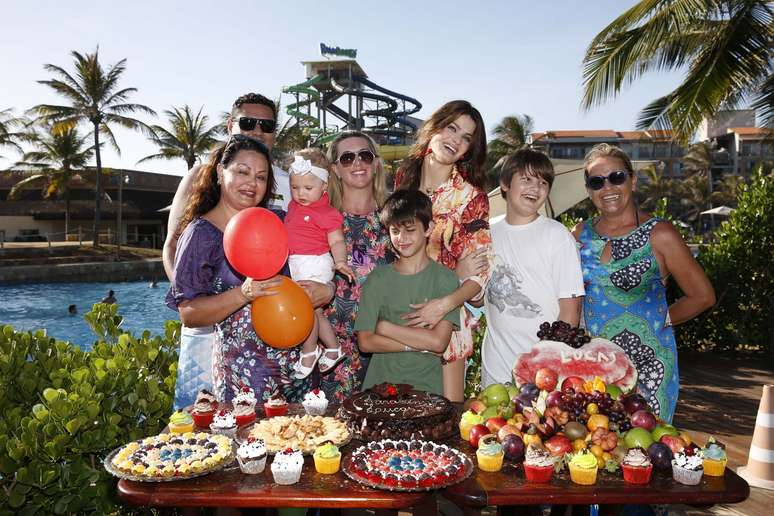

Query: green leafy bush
[[0, 303, 179, 514], [675, 169, 774, 352]]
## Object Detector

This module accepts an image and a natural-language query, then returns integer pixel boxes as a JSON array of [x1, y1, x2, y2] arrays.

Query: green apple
[[505, 383, 519, 401], [651, 424, 679, 442], [624, 427, 654, 449], [482, 383, 510, 407], [480, 405, 500, 420], [605, 384, 623, 400]]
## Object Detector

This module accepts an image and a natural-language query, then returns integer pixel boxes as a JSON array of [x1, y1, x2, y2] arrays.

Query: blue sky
[[0, 0, 685, 175]]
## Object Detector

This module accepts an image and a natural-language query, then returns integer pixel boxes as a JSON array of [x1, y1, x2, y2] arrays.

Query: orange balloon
[[251, 277, 314, 349]]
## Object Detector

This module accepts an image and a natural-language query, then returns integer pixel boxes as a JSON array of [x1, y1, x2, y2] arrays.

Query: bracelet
[[403, 345, 411, 352]]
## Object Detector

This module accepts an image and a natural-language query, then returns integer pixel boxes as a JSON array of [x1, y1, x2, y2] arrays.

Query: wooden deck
[[674, 352, 774, 515]]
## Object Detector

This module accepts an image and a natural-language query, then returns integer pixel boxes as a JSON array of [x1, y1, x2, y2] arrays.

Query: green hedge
[[0, 303, 179, 514], [674, 169, 774, 352]]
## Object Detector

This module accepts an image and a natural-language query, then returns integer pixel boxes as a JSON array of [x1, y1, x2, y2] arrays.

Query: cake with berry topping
[[337, 383, 455, 441], [344, 439, 470, 491], [108, 432, 233, 479]]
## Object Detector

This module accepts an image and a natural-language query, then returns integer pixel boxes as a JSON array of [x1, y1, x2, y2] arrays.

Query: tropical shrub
[[674, 168, 774, 352], [0, 303, 179, 514]]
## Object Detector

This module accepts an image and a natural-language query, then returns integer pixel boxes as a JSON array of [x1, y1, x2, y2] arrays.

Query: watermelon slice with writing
[[513, 338, 637, 392]]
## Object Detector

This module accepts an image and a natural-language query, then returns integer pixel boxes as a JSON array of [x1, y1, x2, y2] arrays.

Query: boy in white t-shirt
[[481, 149, 585, 386]]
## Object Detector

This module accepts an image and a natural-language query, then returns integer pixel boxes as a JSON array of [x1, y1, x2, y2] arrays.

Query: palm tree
[[9, 125, 94, 235], [0, 108, 26, 158], [31, 49, 156, 246], [711, 174, 747, 207], [682, 141, 714, 174], [138, 105, 222, 171], [582, 1, 773, 143], [678, 170, 713, 229], [486, 114, 534, 189], [637, 163, 676, 211]]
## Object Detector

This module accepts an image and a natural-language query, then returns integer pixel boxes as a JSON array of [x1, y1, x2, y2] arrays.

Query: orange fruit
[[597, 455, 606, 468], [587, 414, 609, 432], [583, 376, 607, 394], [590, 445, 604, 458], [572, 439, 587, 452], [523, 433, 542, 447]]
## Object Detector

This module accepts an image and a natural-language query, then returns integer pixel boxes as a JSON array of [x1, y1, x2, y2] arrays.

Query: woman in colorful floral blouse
[[394, 100, 492, 402]]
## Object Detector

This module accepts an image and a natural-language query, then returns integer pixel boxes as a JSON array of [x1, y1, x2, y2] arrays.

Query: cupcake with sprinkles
[[237, 437, 267, 474], [209, 410, 237, 438], [271, 448, 304, 485]]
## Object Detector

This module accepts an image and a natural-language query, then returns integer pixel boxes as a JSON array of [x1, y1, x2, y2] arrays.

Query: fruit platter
[[459, 320, 728, 486]]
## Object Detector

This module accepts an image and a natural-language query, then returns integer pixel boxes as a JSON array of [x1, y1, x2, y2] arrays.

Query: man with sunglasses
[[162, 92, 294, 411]]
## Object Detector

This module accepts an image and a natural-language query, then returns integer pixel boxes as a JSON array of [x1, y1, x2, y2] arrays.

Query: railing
[[0, 228, 160, 250]]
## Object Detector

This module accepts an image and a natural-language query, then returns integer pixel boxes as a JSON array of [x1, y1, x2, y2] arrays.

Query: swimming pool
[[0, 281, 177, 350]]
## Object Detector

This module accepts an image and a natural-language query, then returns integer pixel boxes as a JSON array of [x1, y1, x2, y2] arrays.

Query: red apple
[[467, 399, 487, 414], [544, 434, 573, 456], [561, 376, 585, 393], [631, 410, 657, 432], [486, 417, 507, 434], [535, 368, 559, 392], [659, 434, 686, 454], [497, 424, 520, 442], [468, 425, 489, 448]]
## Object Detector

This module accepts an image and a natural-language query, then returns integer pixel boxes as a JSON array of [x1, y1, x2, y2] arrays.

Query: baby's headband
[[289, 156, 329, 182]]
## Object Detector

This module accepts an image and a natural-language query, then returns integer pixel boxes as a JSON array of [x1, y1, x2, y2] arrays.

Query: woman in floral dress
[[573, 144, 715, 422], [167, 135, 312, 403], [394, 100, 492, 402]]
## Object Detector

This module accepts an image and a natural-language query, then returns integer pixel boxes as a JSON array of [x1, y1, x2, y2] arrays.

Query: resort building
[[527, 129, 686, 178], [0, 169, 180, 245], [698, 110, 774, 180]]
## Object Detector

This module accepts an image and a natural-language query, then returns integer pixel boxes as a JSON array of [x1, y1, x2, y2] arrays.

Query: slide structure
[[282, 65, 422, 149]]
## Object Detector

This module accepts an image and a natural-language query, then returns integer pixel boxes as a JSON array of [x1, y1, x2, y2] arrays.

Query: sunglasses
[[237, 116, 276, 133], [337, 150, 376, 167], [585, 169, 631, 191]]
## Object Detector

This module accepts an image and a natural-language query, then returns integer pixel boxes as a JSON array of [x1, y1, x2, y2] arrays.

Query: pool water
[[0, 281, 177, 350]]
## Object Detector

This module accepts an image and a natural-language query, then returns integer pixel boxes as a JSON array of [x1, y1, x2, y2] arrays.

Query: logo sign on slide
[[320, 43, 357, 59]]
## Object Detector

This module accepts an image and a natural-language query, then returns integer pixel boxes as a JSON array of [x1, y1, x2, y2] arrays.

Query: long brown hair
[[176, 135, 274, 236], [326, 131, 388, 210], [397, 100, 487, 190]]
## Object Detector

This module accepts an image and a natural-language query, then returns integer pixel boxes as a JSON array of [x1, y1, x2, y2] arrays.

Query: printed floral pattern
[[319, 211, 394, 402], [167, 217, 311, 405], [578, 217, 679, 422], [394, 166, 492, 362]]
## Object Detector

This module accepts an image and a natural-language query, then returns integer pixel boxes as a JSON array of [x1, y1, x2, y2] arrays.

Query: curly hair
[[231, 92, 277, 121], [396, 100, 487, 190], [326, 131, 388, 210], [176, 135, 274, 237]]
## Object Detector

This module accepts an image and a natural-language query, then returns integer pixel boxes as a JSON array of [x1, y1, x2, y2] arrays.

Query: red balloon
[[251, 277, 314, 349], [223, 207, 288, 279]]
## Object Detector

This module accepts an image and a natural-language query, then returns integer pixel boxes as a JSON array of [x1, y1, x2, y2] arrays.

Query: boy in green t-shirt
[[355, 190, 460, 395]]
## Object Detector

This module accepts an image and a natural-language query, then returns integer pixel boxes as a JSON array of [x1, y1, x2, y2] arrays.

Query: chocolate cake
[[337, 383, 456, 441]]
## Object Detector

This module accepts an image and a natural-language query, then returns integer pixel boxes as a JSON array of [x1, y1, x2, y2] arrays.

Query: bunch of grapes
[[558, 390, 630, 428], [536, 321, 592, 349]]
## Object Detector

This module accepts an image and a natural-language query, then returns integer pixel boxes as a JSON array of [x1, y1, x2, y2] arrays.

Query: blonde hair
[[326, 131, 388, 211], [583, 143, 634, 175]]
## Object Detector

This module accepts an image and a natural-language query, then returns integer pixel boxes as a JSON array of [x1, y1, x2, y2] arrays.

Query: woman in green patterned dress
[[573, 144, 715, 422]]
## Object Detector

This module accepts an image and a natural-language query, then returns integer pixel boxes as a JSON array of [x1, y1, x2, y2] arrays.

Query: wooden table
[[117, 404, 433, 510], [116, 405, 750, 512], [443, 440, 750, 514]]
